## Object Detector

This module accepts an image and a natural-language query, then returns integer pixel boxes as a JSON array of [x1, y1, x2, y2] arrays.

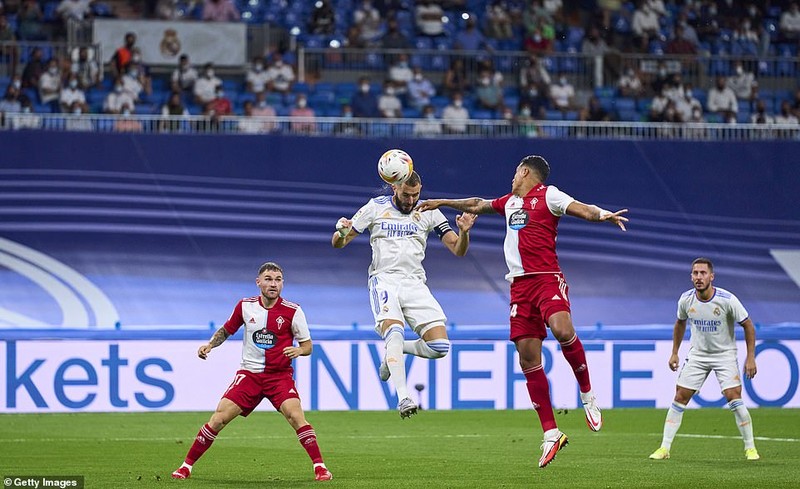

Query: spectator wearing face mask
[[121, 65, 146, 102], [246, 56, 270, 95], [333, 104, 362, 136], [206, 86, 232, 116], [194, 63, 222, 106], [475, 69, 503, 112], [378, 81, 403, 118], [407, 66, 436, 111], [726, 61, 757, 101], [631, 1, 661, 53], [59, 73, 87, 113], [115, 104, 143, 132], [289, 94, 316, 134], [171, 54, 198, 94], [266, 53, 295, 95], [548, 73, 575, 112], [38, 58, 63, 112], [675, 83, 702, 123], [65, 100, 93, 131], [104, 78, 136, 114], [350, 77, 380, 118], [413, 104, 442, 137], [441, 92, 470, 134], [126, 48, 152, 97], [387, 53, 413, 96]]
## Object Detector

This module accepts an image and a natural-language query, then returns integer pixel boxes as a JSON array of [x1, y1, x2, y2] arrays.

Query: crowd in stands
[[1, 0, 800, 132]]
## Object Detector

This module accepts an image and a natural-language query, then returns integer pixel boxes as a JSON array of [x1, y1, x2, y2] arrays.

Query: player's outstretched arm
[[441, 213, 477, 257], [416, 198, 494, 214], [331, 217, 358, 248], [669, 319, 687, 371], [198, 327, 231, 360], [565, 201, 629, 231], [741, 318, 757, 379], [283, 339, 312, 359]]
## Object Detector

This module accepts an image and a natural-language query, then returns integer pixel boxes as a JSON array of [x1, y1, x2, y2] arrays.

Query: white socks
[[729, 399, 755, 450], [660, 401, 686, 450], [384, 325, 409, 400]]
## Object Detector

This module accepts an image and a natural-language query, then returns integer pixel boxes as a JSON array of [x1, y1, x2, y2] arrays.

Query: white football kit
[[675, 287, 749, 392], [350, 195, 453, 333]]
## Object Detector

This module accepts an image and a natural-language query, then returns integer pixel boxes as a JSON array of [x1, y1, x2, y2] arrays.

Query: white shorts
[[676, 350, 742, 393], [368, 273, 446, 336]]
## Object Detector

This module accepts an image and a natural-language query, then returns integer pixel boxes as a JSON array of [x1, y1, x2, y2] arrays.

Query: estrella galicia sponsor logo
[[508, 210, 529, 230], [252, 329, 276, 350]]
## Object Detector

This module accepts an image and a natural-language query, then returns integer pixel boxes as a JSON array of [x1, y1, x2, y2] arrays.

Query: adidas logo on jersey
[[289, 388, 297, 394], [552, 294, 561, 300]]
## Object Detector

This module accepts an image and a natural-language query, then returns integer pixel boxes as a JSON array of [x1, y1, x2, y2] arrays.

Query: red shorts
[[509, 273, 571, 342], [222, 369, 300, 416]]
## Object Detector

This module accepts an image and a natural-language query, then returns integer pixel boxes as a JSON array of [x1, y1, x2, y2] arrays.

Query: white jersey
[[351, 195, 453, 280], [677, 287, 749, 354]]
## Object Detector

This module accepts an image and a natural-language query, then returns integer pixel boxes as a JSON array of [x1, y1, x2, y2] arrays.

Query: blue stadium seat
[[613, 98, 636, 112]]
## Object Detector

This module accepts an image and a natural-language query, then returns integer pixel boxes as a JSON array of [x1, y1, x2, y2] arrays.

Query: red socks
[[560, 335, 592, 393], [185, 423, 218, 465], [297, 424, 324, 464], [523, 365, 557, 432]]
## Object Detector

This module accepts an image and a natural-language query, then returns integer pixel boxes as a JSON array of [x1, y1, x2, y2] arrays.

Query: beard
[[394, 195, 416, 214]]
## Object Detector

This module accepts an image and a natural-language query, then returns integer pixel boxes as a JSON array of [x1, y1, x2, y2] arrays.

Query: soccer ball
[[377, 149, 414, 185]]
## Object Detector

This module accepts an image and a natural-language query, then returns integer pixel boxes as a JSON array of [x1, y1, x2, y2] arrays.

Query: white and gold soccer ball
[[377, 149, 414, 185]]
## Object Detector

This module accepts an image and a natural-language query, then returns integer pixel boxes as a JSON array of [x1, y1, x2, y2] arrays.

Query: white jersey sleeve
[[291, 306, 311, 343], [429, 208, 454, 238], [729, 293, 749, 324], [351, 200, 376, 233], [677, 290, 692, 320], [545, 185, 576, 217]]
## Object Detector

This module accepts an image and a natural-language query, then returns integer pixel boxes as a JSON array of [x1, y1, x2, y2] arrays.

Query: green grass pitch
[[2, 408, 799, 488]]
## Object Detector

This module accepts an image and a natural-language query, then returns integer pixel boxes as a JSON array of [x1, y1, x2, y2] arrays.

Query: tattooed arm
[[198, 327, 231, 360]]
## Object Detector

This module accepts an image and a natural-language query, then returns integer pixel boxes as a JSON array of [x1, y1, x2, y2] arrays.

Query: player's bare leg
[[722, 386, 759, 460], [379, 320, 417, 417], [650, 386, 693, 460], [172, 398, 241, 479], [549, 311, 601, 431], [516, 338, 568, 467], [280, 399, 333, 480]]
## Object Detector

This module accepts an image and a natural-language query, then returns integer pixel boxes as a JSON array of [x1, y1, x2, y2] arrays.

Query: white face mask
[[129, 70, 139, 78], [258, 100, 267, 108], [426, 112, 435, 119], [414, 74, 423, 81], [73, 108, 82, 115], [49, 67, 58, 75], [12, 80, 21, 89], [69, 79, 78, 88], [22, 106, 31, 113], [521, 108, 531, 116], [360, 84, 370, 93], [133, 55, 141, 63], [559, 77, 567, 85], [480, 78, 490, 86], [385, 88, 395, 95], [122, 109, 131, 116], [115, 85, 123, 93], [206, 70, 215, 78], [298, 99, 307, 108], [454, 100, 463, 108], [686, 90, 693, 98], [216, 91, 224, 98], [255, 63, 263, 72], [736, 66, 744, 75]]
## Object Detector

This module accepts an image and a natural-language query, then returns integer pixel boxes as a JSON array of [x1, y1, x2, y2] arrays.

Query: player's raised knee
[[426, 339, 450, 358]]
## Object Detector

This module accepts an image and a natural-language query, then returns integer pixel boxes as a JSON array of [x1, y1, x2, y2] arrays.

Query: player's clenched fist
[[198, 344, 212, 360]]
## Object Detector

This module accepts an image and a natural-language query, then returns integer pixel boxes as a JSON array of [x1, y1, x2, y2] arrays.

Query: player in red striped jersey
[[417, 155, 628, 468], [171, 262, 332, 482]]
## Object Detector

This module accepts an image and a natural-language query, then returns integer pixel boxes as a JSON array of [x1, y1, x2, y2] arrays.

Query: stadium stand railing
[[1, 113, 799, 140]]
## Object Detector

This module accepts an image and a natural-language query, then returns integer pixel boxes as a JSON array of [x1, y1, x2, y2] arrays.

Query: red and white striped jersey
[[491, 184, 575, 281], [223, 296, 311, 373]]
